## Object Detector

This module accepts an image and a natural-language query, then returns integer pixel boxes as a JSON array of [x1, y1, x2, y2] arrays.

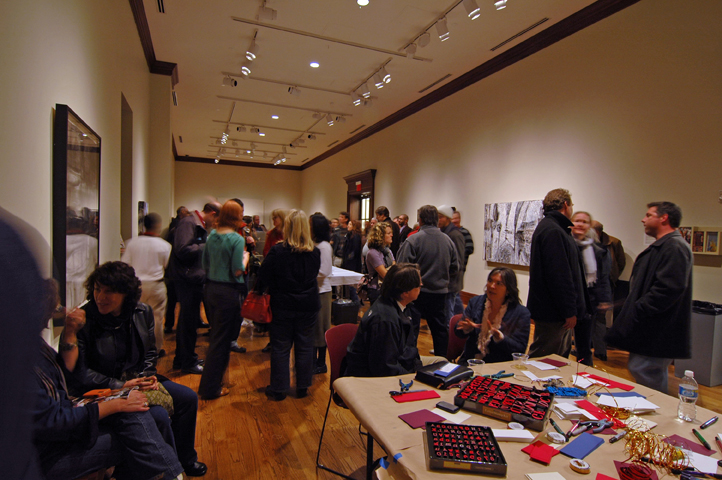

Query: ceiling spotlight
[[215, 159, 219, 164], [335, 116, 346, 124], [310, 62, 320, 68], [307, 134, 316, 140], [289, 141, 297, 148], [246, 41, 259, 61], [241, 64, 251, 76], [246, 149, 251, 154], [236, 125, 246, 132], [373, 73, 384, 89], [258, 132, 265, 136], [357, 0, 369, 6], [405, 43, 417, 58], [250, 127, 259, 134], [288, 86, 301, 96], [351, 92, 362, 106], [463, 0, 481, 20], [222, 75, 237, 87], [380, 66, 391, 84], [362, 99, 373, 107], [312, 112, 324, 119], [258, 6, 277, 21], [359, 84, 371, 99], [326, 114, 334, 126], [494, 0, 507, 10], [436, 18, 450, 41], [271, 115, 279, 119], [417, 32, 431, 48]]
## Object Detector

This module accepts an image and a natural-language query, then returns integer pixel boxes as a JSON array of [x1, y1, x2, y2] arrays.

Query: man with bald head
[[169, 202, 220, 374]]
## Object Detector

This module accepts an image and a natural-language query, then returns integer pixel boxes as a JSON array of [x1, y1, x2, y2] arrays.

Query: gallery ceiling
[[143, 0, 601, 168]]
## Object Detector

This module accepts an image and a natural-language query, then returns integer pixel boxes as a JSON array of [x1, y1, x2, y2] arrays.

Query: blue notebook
[[560, 432, 605, 459]]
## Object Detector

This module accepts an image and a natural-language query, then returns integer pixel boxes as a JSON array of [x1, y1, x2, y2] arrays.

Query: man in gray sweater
[[397, 205, 459, 357]]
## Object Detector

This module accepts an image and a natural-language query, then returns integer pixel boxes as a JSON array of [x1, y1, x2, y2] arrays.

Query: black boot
[[314, 347, 327, 374]]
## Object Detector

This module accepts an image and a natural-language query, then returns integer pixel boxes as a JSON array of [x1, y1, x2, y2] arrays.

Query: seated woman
[[455, 267, 531, 365], [345, 263, 444, 377], [34, 279, 183, 480], [62, 261, 207, 477]]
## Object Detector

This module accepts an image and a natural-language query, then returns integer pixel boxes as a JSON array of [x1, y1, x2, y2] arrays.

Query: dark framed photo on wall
[[53, 104, 101, 316]]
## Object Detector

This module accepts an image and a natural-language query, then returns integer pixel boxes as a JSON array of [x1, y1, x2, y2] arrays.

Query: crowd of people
[[16, 187, 694, 478]]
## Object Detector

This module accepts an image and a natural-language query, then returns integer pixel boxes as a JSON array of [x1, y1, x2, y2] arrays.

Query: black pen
[[549, 418, 565, 437], [700, 416, 719, 430], [692, 428, 712, 451], [609, 430, 628, 444]]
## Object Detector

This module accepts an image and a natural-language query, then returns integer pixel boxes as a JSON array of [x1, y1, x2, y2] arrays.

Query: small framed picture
[[705, 231, 719, 254], [692, 230, 705, 253], [679, 226, 692, 244]]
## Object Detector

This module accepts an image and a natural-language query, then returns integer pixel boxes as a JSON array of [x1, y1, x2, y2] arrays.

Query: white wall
[[301, 0, 722, 303], [0, 1, 155, 266], [174, 162, 302, 225]]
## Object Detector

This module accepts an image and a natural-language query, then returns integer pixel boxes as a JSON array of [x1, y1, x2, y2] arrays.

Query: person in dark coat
[[345, 263, 424, 377], [606, 202, 693, 393], [456, 267, 531, 365], [255, 209, 321, 401], [527, 188, 587, 359], [375, 206, 401, 257]]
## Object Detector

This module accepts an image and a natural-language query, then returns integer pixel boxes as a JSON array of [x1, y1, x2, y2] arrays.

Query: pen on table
[[549, 418, 565, 437], [700, 416, 719, 430], [714, 435, 722, 454], [565, 420, 580, 441], [692, 428, 712, 451]]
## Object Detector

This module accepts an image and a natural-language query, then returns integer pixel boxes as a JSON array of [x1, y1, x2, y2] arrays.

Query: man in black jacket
[[376, 205, 401, 257], [605, 202, 692, 393], [527, 189, 586, 359], [169, 202, 220, 374]]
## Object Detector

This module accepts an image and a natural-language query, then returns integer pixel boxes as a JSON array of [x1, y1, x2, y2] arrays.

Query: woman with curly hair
[[62, 261, 207, 477], [364, 222, 396, 305]]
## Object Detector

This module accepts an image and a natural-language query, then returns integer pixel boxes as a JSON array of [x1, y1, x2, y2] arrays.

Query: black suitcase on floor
[[331, 299, 360, 325]]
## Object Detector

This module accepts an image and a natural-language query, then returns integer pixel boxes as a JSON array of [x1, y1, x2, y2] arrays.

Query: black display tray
[[453, 376, 554, 432], [423, 422, 507, 475]]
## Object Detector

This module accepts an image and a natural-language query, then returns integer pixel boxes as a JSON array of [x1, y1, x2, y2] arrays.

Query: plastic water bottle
[[677, 370, 698, 422]]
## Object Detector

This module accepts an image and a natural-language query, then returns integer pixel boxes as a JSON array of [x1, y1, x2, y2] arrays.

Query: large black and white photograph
[[484, 200, 543, 266]]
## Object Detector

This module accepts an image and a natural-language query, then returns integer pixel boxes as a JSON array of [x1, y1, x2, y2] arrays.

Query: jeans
[[173, 279, 202, 369], [151, 379, 199, 467], [44, 410, 183, 480], [268, 308, 317, 392], [412, 291, 448, 358], [627, 353, 673, 394], [199, 281, 244, 398]]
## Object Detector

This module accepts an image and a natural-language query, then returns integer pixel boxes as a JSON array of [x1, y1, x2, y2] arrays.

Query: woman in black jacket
[[255, 209, 321, 401], [63, 261, 207, 477]]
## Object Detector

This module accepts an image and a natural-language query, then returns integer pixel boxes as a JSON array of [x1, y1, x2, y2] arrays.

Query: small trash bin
[[331, 298, 360, 325], [675, 301, 722, 387]]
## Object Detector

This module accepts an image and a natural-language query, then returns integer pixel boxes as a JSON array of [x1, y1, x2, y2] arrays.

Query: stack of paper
[[572, 374, 606, 389], [521, 370, 562, 382], [524, 360, 559, 371], [525, 473, 567, 480], [553, 401, 598, 420], [596, 394, 659, 414]]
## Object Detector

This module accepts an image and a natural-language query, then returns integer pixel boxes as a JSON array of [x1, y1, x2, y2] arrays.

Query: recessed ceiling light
[[259, 132, 266, 136], [310, 62, 320, 68], [271, 115, 279, 119], [357, 0, 369, 5]]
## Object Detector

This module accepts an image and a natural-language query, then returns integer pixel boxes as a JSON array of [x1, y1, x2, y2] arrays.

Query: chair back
[[325, 323, 359, 388], [446, 314, 466, 362]]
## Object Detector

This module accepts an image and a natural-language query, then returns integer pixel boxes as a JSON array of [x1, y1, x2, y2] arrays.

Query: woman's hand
[[457, 317, 481, 331], [597, 302, 612, 312], [123, 377, 158, 391], [63, 308, 86, 337], [487, 319, 505, 342], [118, 389, 151, 412]]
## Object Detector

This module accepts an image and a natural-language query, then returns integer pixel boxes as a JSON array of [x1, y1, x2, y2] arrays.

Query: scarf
[[476, 299, 508, 358], [575, 236, 597, 286]]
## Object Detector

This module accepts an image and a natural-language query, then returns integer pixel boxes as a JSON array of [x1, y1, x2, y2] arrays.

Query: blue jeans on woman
[[268, 309, 317, 392], [151, 378, 199, 468], [44, 410, 183, 480]]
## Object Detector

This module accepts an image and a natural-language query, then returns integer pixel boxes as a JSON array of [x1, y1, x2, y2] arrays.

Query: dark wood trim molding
[[301, 0, 640, 171], [176, 155, 302, 171], [129, 0, 179, 86]]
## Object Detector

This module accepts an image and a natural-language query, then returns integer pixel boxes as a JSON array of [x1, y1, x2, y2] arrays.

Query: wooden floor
[[159, 306, 722, 479]]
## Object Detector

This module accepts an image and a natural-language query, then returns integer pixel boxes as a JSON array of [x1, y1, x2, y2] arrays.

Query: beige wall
[[0, 1, 154, 267], [301, 0, 722, 303], [174, 162, 302, 226]]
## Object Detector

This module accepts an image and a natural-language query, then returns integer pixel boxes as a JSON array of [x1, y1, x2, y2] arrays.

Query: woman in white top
[[310, 213, 333, 374]]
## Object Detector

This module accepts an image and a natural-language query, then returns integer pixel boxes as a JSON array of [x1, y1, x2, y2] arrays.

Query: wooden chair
[[316, 323, 364, 479], [446, 314, 467, 362]]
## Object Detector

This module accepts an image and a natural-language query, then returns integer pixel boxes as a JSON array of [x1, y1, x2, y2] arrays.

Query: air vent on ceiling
[[419, 74, 452, 94], [178, 136, 183, 143], [491, 18, 549, 52], [172, 90, 178, 106], [157, 0, 165, 13], [327, 140, 339, 147], [349, 124, 366, 135]]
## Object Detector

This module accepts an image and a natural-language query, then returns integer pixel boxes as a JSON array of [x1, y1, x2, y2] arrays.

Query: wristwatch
[[59, 340, 77, 352]]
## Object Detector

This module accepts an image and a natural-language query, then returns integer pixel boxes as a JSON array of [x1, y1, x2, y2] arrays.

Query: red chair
[[447, 314, 467, 362], [316, 323, 360, 479]]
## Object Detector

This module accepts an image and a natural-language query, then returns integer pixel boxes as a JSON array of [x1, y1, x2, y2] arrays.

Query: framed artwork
[[705, 231, 719, 254], [484, 200, 543, 266], [678, 226, 692, 244], [53, 104, 101, 313], [692, 230, 705, 253]]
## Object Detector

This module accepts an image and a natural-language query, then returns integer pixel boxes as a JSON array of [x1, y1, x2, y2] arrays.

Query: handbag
[[241, 291, 272, 324], [143, 382, 174, 416]]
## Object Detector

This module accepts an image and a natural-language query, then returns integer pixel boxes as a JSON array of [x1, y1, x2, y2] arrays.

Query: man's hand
[[63, 308, 86, 337], [564, 316, 577, 330]]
